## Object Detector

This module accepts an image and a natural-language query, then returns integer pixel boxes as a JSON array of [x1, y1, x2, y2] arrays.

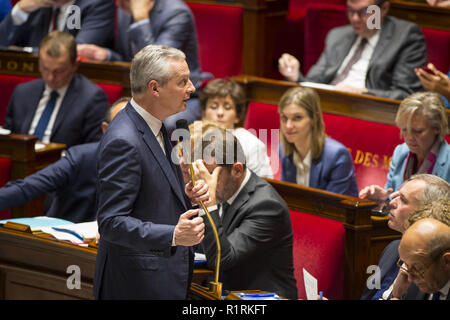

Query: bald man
[[0, 97, 128, 223], [393, 218, 450, 300]]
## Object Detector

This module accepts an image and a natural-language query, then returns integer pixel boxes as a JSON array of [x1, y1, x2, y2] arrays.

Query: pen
[[52, 227, 84, 242], [319, 291, 323, 300]]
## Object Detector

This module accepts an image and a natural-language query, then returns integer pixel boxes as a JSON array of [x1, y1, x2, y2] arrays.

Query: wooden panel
[[0, 134, 65, 218], [390, 0, 450, 31]]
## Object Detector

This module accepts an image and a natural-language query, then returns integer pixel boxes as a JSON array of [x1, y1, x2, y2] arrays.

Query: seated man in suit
[[361, 174, 450, 300], [0, 97, 128, 223], [77, 0, 203, 133], [394, 218, 450, 300], [3, 31, 110, 148], [186, 124, 298, 299], [0, 0, 115, 50], [278, 0, 426, 100]]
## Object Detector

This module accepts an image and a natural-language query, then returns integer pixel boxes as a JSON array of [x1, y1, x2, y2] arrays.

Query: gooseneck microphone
[[175, 119, 223, 298]]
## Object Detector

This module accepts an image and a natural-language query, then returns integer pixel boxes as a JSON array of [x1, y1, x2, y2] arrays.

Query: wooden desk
[[0, 134, 65, 218], [390, 0, 450, 31], [0, 227, 213, 299], [232, 74, 450, 126]]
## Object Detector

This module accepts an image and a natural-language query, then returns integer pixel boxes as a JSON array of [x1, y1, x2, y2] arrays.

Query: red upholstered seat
[[303, 3, 347, 73], [244, 101, 281, 179], [323, 113, 402, 190], [95, 83, 124, 106], [186, 2, 243, 78], [422, 27, 450, 73], [290, 209, 345, 300], [0, 157, 11, 219], [0, 74, 37, 125]]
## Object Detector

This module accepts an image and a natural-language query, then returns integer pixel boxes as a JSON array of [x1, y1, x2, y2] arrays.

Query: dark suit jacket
[[4, 73, 109, 148], [202, 172, 298, 299], [403, 283, 450, 300], [110, 0, 202, 88], [281, 137, 358, 197], [0, 142, 98, 223], [0, 0, 114, 48], [299, 16, 426, 100], [94, 104, 193, 299], [361, 239, 400, 300]]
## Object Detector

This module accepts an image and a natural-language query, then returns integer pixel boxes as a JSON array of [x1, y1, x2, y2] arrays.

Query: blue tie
[[34, 90, 59, 141]]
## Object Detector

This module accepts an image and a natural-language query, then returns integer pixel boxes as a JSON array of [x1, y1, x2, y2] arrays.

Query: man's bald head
[[398, 218, 450, 293]]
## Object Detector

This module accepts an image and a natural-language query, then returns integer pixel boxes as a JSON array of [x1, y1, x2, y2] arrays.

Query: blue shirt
[[444, 70, 450, 109]]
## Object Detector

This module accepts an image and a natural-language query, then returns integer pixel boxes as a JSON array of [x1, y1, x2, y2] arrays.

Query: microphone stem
[[189, 163, 222, 286]]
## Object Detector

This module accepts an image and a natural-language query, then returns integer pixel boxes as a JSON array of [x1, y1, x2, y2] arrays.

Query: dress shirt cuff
[[11, 4, 29, 25], [128, 18, 150, 31], [199, 205, 218, 217]]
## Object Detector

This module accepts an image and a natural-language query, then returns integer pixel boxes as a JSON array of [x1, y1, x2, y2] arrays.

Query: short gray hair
[[409, 174, 450, 206], [130, 45, 186, 96]]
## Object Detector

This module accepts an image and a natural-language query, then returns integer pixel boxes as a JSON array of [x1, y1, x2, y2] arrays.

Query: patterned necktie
[[331, 38, 368, 85], [34, 90, 59, 141]]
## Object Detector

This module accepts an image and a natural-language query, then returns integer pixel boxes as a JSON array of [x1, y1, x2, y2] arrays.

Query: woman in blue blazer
[[360, 91, 449, 205], [278, 87, 358, 196]]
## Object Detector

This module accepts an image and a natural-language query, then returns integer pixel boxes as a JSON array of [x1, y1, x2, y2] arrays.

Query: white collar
[[130, 98, 162, 137], [438, 278, 450, 298], [44, 83, 69, 99], [226, 168, 251, 206]]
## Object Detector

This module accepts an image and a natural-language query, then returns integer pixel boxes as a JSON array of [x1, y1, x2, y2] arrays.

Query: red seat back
[[95, 83, 124, 106], [303, 3, 347, 73], [0, 74, 37, 125], [422, 27, 450, 73], [290, 210, 345, 300], [186, 2, 243, 78], [323, 113, 402, 190]]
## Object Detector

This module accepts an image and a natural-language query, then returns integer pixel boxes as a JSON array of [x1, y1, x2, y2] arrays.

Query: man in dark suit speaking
[[186, 124, 298, 299], [278, 0, 426, 100], [94, 45, 206, 299]]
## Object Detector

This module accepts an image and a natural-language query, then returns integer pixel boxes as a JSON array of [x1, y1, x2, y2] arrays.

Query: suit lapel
[[50, 74, 78, 139], [126, 106, 187, 210], [221, 173, 255, 229], [368, 17, 393, 72], [309, 160, 322, 190], [328, 33, 357, 81]]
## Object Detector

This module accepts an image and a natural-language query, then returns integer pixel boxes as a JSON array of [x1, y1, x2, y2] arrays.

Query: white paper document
[[303, 268, 318, 300], [300, 82, 336, 91]]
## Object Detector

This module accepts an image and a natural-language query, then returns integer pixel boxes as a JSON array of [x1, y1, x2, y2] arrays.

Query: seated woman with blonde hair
[[360, 91, 450, 206], [278, 87, 358, 196], [199, 78, 273, 178]]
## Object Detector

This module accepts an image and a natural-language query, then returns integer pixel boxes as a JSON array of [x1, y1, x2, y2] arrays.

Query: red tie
[[51, 8, 60, 31]]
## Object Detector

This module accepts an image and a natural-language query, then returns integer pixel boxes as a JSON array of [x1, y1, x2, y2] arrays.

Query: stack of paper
[[40, 221, 98, 246], [0, 216, 73, 232]]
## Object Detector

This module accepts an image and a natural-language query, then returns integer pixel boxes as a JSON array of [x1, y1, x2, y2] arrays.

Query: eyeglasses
[[396, 258, 433, 279], [347, 6, 371, 18]]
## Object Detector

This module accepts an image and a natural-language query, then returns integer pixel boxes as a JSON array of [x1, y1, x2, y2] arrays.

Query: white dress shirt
[[129, 98, 166, 154], [293, 150, 311, 187], [232, 127, 273, 178], [337, 31, 380, 89], [28, 84, 69, 143]]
